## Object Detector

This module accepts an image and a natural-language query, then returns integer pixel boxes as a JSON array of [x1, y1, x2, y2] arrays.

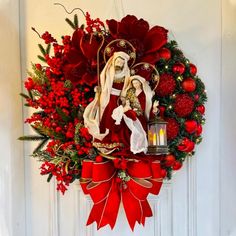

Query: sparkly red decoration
[[172, 62, 185, 74], [189, 63, 197, 75], [158, 47, 171, 60], [166, 118, 179, 140], [182, 77, 196, 92], [174, 94, 195, 117], [156, 73, 176, 97], [184, 120, 198, 134]]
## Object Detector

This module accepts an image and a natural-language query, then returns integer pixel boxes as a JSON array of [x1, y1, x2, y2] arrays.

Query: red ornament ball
[[182, 77, 196, 92], [172, 62, 185, 74], [173, 161, 182, 170], [166, 118, 179, 140], [174, 94, 195, 117], [158, 47, 171, 60], [156, 74, 176, 97], [196, 124, 203, 136], [196, 105, 205, 114], [184, 120, 198, 134], [165, 154, 176, 167], [189, 63, 197, 75]]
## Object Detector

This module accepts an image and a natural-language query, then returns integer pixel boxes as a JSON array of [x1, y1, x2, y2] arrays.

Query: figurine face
[[114, 57, 125, 71], [132, 79, 142, 90]]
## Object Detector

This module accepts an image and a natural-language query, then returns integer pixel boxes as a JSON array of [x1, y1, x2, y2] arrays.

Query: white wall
[[221, 1, 236, 235], [0, 0, 25, 236], [0, 0, 236, 235]]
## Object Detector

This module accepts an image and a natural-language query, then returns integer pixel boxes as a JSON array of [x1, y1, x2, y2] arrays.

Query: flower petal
[[131, 19, 149, 40], [144, 26, 168, 54], [80, 34, 101, 60], [72, 28, 84, 50], [82, 72, 97, 86], [106, 19, 119, 38]]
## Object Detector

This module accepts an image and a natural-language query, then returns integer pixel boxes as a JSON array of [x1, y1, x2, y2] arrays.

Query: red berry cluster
[[41, 31, 57, 44], [85, 12, 105, 33]]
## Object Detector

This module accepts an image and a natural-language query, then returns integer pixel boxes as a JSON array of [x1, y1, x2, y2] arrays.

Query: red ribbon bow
[[80, 159, 163, 230]]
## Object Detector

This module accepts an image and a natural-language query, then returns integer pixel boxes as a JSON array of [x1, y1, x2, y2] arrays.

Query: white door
[[3, 0, 236, 235]]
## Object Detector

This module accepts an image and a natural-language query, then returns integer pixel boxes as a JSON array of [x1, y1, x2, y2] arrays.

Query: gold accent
[[103, 39, 136, 66], [93, 142, 123, 149], [131, 62, 160, 90], [98, 152, 138, 162]]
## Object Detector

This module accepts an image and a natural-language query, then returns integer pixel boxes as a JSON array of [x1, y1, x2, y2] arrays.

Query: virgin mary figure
[[111, 75, 155, 154]]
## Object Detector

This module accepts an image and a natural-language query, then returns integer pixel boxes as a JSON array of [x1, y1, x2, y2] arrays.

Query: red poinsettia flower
[[62, 28, 100, 86], [106, 15, 168, 64]]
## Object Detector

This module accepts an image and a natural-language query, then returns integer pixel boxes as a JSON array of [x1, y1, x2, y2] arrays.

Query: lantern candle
[[153, 133, 157, 145], [159, 128, 165, 145]]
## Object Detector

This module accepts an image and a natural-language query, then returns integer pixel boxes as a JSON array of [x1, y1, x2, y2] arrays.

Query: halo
[[131, 62, 160, 90], [103, 39, 136, 66]]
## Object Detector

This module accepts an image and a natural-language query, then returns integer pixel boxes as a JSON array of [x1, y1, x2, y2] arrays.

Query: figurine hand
[[94, 86, 101, 93], [153, 100, 159, 108], [152, 100, 159, 114]]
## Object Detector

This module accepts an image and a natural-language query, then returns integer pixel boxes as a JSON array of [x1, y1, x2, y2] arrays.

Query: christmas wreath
[[20, 9, 207, 230]]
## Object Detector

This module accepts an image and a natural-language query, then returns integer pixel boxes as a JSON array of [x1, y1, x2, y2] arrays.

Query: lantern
[[147, 116, 168, 155]]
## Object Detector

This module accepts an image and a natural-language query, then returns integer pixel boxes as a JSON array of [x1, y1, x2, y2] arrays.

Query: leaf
[[28, 90, 34, 100], [30, 125, 46, 136], [19, 93, 30, 99], [38, 44, 46, 55], [47, 173, 53, 182], [33, 138, 49, 154], [18, 135, 46, 141], [65, 18, 76, 29], [38, 55, 46, 62], [46, 43, 51, 54], [56, 107, 70, 122]]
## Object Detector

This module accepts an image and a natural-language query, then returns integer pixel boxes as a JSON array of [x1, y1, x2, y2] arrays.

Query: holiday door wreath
[[20, 9, 207, 230]]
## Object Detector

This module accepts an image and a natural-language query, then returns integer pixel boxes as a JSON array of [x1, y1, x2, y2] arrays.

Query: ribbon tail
[[150, 180, 163, 195], [87, 181, 121, 230], [122, 189, 142, 231], [140, 199, 153, 225], [98, 181, 121, 229]]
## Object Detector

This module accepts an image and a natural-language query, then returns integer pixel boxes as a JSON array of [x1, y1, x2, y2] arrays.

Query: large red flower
[[106, 15, 168, 64], [62, 28, 100, 86]]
